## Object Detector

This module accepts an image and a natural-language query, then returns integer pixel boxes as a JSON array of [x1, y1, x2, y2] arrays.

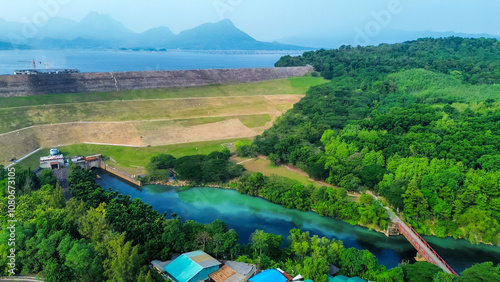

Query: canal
[[96, 173, 500, 273]]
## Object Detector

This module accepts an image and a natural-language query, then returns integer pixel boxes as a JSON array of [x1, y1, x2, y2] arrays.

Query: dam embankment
[[0, 66, 313, 97]]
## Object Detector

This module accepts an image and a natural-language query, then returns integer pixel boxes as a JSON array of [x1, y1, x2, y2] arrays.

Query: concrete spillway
[[0, 66, 313, 97]]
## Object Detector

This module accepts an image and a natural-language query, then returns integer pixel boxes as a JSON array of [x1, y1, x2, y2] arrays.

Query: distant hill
[[71, 12, 135, 41], [280, 29, 500, 49], [0, 13, 309, 50]]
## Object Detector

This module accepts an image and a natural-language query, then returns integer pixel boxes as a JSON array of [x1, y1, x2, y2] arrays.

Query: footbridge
[[388, 211, 458, 275], [369, 192, 458, 275]]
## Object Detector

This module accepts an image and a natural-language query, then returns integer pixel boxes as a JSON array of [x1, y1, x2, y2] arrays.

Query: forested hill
[[276, 37, 500, 85], [247, 37, 500, 245]]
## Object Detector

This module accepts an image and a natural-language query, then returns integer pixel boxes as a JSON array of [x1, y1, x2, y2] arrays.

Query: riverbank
[[96, 173, 500, 272], [143, 178, 388, 236], [143, 176, 498, 247]]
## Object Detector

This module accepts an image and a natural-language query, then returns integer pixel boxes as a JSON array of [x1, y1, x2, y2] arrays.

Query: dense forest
[[232, 172, 389, 230], [147, 150, 390, 231], [145, 148, 244, 184], [2, 36, 500, 281], [246, 37, 500, 246], [2, 165, 499, 281]]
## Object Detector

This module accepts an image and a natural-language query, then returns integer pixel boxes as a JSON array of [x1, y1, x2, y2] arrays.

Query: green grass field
[[234, 157, 317, 186], [0, 96, 294, 134], [12, 148, 50, 170], [0, 77, 327, 109], [237, 114, 271, 128], [6, 75, 328, 172], [0, 76, 327, 135], [17, 138, 253, 175]]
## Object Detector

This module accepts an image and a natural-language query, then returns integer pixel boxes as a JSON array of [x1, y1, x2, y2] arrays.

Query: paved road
[[53, 167, 71, 200], [367, 191, 453, 274], [0, 276, 42, 281], [5, 148, 42, 168]]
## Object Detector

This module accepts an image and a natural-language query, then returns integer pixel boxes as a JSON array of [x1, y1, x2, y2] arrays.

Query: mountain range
[[279, 29, 500, 49], [0, 12, 309, 50], [1, 12, 498, 51]]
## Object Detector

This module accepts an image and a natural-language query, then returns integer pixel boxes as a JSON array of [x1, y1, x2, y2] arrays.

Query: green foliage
[[277, 37, 500, 85], [147, 150, 244, 184], [339, 248, 380, 279], [234, 173, 313, 212], [477, 155, 500, 171], [458, 262, 500, 282], [0, 165, 6, 180], [104, 232, 142, 282], [47, 183, 66, 209], [255, 59, 500, 244], [0, 158, 495, 280], [12, 166, 40, 196], [235, 140, 257, 158], [235, 144, 257, 158], [401, 262, 443, 282], [39, 169, 58, 187], [250, 230, 282, 259]]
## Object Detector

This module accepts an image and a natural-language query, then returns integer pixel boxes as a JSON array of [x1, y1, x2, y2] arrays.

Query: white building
[[40, 148, 68, 169]]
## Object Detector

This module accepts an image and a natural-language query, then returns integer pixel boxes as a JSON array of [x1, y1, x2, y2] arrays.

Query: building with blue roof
[[249, 269, 289, 282], [330, 275, 366, 282], [347, 277, 366, 282], [164, 250, 221, 282]]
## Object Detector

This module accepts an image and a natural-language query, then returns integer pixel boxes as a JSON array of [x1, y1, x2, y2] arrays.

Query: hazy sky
[[2, 0, 499, 41]]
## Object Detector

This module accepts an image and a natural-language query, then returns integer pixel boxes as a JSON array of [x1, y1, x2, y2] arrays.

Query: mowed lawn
[[234, 157, 318, 186], [17, 138, 252, 175], [0, 76, 327, 134], [7, 75, 328, 171], [0, 76, 327, 109], [0, 96, 293, 134]]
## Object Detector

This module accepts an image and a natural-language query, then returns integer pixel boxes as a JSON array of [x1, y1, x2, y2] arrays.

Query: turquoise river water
[[96, 173, 500, 272]]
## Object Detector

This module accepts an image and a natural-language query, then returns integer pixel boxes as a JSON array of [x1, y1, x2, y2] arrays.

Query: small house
[[40, 148, 67, 169], [249, 269, 291, 282], [164, 250, 221, 282], [329, 275, 366, 282], [209, 261, 256, 282]]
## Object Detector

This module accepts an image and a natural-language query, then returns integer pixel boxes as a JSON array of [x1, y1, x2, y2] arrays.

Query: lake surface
[[96, 173, 500, 272], [0, 49, 301, 75]]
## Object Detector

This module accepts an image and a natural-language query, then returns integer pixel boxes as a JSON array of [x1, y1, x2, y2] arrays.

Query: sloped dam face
[[0, 66, 313, 97]]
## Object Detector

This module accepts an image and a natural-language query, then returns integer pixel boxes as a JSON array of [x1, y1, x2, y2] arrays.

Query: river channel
[[96, 173, 500, 272]]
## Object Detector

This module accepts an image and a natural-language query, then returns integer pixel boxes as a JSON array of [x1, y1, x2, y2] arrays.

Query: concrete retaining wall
[[100, 161, 142, 187], [0, 66, 313, 97]]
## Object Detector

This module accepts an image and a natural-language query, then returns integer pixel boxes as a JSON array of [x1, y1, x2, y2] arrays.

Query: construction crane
[[18, 58, 53, 71]]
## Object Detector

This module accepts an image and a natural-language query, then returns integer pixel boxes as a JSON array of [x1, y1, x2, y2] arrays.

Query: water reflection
[[97, 174, 500, 272]]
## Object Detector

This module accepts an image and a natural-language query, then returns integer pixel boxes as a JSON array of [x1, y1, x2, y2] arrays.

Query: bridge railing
[[403, 222, 458, 276], [397, 222, 432, 261]]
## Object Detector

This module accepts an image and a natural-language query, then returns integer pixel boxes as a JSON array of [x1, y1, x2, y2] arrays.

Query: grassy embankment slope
[[8, 76, 326, 175]]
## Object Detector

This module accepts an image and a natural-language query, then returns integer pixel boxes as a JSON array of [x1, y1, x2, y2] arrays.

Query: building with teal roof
[[329, 275, 366, 282], [249, 269, 289, 282], [164, 250, 221, 282]]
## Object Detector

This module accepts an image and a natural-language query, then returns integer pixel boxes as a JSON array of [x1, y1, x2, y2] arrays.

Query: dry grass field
[[2, 76, 327, 168]]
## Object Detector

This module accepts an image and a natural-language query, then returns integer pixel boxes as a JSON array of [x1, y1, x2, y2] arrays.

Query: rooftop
[[330, 276, 366, 282], [249, 269, 288, 282], [164, 250, 220, 282], [209, 261, 255, 282], [209, 265, 238, 282], [151, 260, 172, 272]]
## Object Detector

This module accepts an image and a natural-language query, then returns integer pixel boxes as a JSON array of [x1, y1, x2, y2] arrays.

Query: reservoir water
[[96, 173, 500, 273], [0, 49, 301, 75]]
